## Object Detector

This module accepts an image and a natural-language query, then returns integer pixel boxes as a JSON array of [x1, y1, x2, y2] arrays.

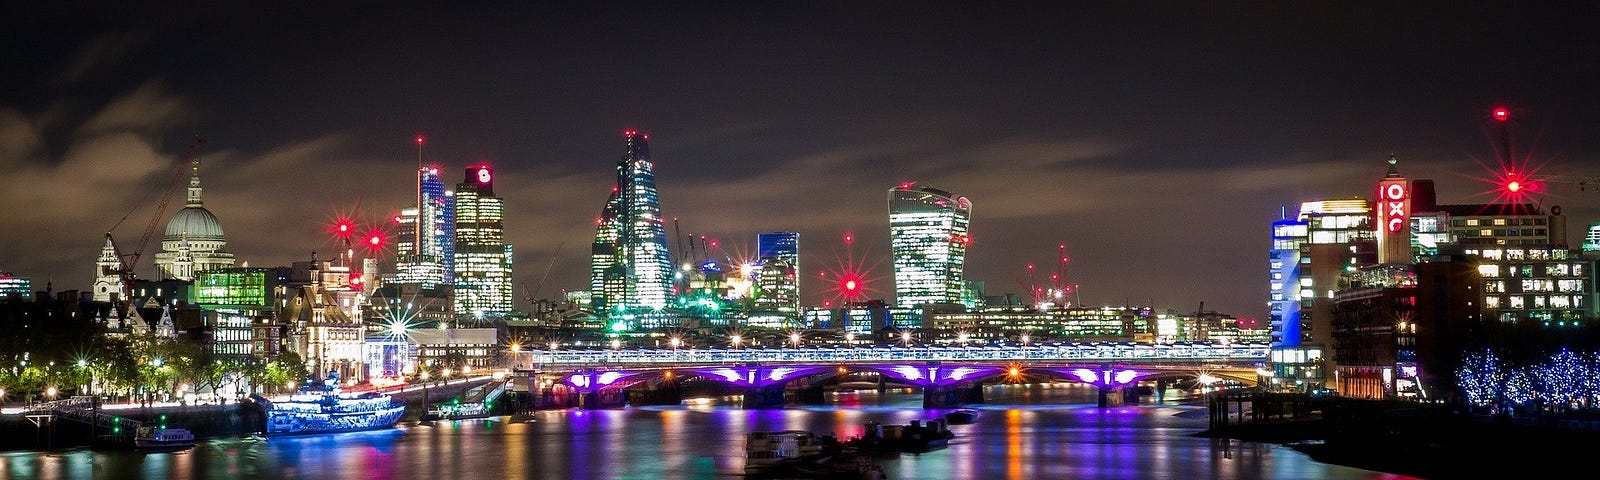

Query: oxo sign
[[1380, 182, 1408, 233]]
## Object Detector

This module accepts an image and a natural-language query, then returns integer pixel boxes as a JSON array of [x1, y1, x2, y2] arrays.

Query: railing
[[21, 396, 142, 430], [528, 341, 1270, 367]]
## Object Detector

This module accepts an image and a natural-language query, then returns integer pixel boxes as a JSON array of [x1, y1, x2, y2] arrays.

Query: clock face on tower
[[477, 167, 491, 184]]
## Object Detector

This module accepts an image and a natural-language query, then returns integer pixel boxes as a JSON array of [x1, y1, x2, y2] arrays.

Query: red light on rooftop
[[1506, 180, 1522, 193], [843, 233, 854, 244], [898, 181, 916, 189], [415, 135, 425, 145], [1492, 107, 1510, 122], [368, 235, 382, 246], [393, 215, 403, 223]]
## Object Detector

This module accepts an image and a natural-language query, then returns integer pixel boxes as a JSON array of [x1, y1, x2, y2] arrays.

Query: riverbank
[[1198, 394, 1600, 478]]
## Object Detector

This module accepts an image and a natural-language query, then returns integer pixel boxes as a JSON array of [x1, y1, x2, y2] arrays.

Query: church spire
[[186, 147, 204, 207]]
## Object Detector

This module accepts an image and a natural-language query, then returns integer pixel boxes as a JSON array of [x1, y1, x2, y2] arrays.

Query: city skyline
[[3, 3, 1599, 320]]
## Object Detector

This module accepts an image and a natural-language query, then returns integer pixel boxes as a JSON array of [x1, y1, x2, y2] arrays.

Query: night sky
[[3, 2, 1598, 320]]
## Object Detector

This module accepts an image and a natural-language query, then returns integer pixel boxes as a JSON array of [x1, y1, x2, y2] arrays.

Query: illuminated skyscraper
[[453, 164, 513, 320], [395, 165, 453, 287], [754, 232, 801, 318], [888, 183, 972, 309], [590, 131, 674, 316], [1268, 214, 1306, 347]]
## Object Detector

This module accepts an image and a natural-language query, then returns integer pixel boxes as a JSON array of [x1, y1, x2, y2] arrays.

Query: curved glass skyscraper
[[591, 131, 674, 316], [889, 184, 971, 309]]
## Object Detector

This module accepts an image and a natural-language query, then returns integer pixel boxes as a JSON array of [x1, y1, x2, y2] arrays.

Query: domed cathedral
[[153, 152, 235, 280]]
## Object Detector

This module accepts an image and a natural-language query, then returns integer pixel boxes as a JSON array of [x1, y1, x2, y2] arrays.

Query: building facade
[[453, 164, 514, 320], [590, 131, 674, 321], [154, 153, 236, 281], [888, 184, 972, 309], [395, 165, 453, 287], [754, 232, 801, 320]]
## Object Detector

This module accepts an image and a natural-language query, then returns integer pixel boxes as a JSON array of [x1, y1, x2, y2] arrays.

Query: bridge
[[525, 341, 1270, 409]]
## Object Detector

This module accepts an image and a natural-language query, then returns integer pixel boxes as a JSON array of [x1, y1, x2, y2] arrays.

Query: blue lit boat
[[249, 372, 405, 436], [252, 391, 406, 436]]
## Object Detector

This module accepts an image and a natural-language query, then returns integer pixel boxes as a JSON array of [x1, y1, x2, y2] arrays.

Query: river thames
[[0, 384, 1416, 479]]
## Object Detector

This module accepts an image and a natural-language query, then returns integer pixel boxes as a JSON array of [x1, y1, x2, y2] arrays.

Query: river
[[0, 383, 1418, 479]]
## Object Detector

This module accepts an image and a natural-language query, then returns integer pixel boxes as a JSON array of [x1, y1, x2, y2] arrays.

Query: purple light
[[596, 372, 623, 386], [768, 367, 799, 382], [1113, 369, 1138, 385], [1071, 368, 1098, 384]]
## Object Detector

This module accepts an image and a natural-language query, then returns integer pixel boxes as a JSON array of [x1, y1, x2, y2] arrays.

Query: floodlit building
[[195, 267, 291, 359], [154, 153, 236, 281], [453, 164, 514, 321], [888, 183, 972, 309], [590, 131, 674, 323], [395, 165, 453, 287], [753, 232, 801, 320], [1, 272, 31, 300]]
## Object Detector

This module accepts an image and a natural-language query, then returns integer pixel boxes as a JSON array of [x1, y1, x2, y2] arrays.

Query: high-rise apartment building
[[889, 184, 972, 309], [453, 164, 513, 320], [590, 131, 674, 317]]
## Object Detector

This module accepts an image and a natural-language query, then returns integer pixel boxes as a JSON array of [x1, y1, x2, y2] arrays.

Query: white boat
[[134, 426, 196, 451], [746, 430, 828, 471]]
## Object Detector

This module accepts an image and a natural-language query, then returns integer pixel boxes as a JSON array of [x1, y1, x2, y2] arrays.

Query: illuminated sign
[[477, 167, 491, 184], [1379, 182, 1408, 234]]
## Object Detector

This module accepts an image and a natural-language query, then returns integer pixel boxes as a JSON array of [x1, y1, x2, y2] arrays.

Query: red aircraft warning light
[[1492, 107, 1510, 122], [1506, 180, 1522, 193]]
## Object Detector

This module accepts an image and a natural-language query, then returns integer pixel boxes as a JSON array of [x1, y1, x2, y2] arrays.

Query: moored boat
[[134, 426, 196, 451], [249, 371, 405, 436]]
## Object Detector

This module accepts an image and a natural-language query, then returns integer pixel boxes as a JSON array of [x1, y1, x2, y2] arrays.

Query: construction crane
[[104, 137, 204, 290], [522, 240, 566, 304]]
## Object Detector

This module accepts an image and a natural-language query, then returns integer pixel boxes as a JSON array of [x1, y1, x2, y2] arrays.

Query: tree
[[1455, 348, 1505, 409], [1534, 348, 1586, 411]]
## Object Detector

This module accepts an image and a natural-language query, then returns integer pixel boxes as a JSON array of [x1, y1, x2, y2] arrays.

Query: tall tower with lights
[[453, 164, 513, 320], [394, 137, 453, 287], [888, 183, 972, 309], [1376, 154, 1411, 264], [590, 131, 674, 316]]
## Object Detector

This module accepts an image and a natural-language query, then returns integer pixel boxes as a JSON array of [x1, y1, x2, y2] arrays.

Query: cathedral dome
[[163, 206, 225, 241]]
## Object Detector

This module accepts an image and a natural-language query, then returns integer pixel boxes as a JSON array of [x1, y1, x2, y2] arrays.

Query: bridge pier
[[794, 384, 827, 405], [923, 383, 983, 409], [742, 384, 788, 409], [580, 389, 627, 410]]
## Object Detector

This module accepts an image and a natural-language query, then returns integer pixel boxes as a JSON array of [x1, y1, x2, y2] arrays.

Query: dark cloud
[[3, 3, 1599, 320]]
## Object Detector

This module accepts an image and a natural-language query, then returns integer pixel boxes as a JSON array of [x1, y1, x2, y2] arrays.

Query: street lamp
[[789, 332, 801, 348], [731, 335, 742, 349], [610, 339, 621, 350], [670, 336, 682, 350], [1020, 334, 1030, 345], [901, 331, 912, 346], [46, 386, 58, 399], [845, 332, 855, 346]]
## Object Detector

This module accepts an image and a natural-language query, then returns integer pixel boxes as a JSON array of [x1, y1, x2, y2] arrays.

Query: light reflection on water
[[0, 384, 1417, 480]]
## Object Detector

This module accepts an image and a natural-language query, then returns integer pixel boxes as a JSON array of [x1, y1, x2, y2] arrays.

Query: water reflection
[[3, 384, 1416, 480]]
